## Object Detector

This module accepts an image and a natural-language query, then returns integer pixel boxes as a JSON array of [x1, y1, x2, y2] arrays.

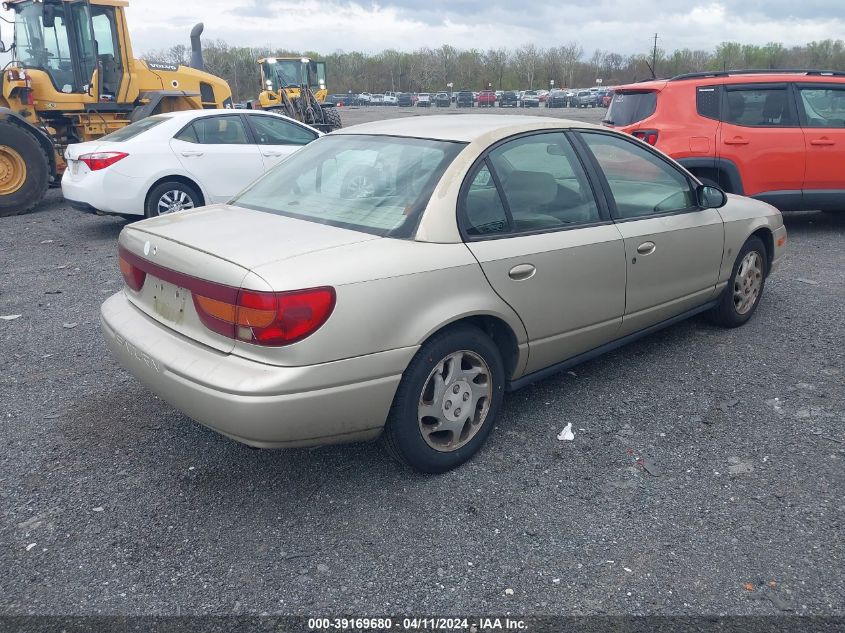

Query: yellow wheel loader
[[254, 57, 341, 133], [0, 0, 233, 216]]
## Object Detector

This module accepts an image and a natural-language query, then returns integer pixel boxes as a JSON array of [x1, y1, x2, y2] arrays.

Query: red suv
[[477, 90, 496, 107], [607, 70, 845, 211]]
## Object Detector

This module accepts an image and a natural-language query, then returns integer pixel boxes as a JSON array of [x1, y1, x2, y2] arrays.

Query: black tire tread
[[0, 120, 51, 217], [709, 235, 767, 328], [381, 324, 504, 473]]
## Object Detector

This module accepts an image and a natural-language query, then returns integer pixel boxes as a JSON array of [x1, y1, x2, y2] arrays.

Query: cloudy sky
[[1, 0, 843, 58]]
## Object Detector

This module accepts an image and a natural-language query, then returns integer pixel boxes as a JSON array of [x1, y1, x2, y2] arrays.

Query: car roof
[[617, 71, 845, 92], [333, 115, 602, 142]]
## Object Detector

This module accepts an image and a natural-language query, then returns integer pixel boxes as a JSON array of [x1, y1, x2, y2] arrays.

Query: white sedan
[[62, 110, 321, 218]]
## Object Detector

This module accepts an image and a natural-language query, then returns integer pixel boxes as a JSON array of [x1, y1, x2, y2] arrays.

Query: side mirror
[[697, 184, 727, 209]]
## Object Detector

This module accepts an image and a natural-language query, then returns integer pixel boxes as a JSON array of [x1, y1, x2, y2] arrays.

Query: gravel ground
[[1, 105, 843, 618]]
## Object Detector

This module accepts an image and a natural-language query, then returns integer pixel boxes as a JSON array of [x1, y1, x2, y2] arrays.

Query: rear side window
[[463, 164, 508, 236], [723, 86, 796, 127], [696, 86, 720, 120], [606, 91, 657, 126]]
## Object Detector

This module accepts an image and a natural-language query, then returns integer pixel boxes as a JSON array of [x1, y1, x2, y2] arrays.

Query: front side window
[[486, 133, 600, 232], [724, 86, 795, 126], [798, 86, 845, 128], [231, 135, 465, 237], [189, 116, 249, 145], [14, 1, 77, 91], [580, 132, 696, 219], [248, 115, 317, 145]]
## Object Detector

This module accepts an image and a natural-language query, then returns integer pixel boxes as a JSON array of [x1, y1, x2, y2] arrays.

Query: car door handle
[[810, 138, 835, 146], [724, 137, 749, 145], [637, 241, 656, 256], [262, 151, 284, 157], [180, 151, 204, 157], [508, 264, 536, 281]]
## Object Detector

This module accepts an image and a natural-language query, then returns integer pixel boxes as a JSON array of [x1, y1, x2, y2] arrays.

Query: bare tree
[[514, 44, 541, 89]]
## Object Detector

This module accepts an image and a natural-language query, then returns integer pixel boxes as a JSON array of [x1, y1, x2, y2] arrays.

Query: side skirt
[[507, 299, 720, 392]]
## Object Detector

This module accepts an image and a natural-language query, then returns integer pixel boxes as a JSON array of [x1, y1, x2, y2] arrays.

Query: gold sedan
[[101, 116, 787, 473]]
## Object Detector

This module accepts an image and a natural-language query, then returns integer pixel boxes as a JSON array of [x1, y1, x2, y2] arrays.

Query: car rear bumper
[[61, 168, 146, 216], [100, 292, 412, 448]]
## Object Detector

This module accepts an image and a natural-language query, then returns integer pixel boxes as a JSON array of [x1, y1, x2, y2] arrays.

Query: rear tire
[[145, 180, 203, 218], [381, 325, 505, 473], [0, 121, 50, 217], [709, 236, 767, 328]]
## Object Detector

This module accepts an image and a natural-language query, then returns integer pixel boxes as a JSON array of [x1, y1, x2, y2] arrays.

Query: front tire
[[0, 121, 50, 217], [381, 325, 505, 473], [145, 181, 202, 218], [709, 236, 767, 328]]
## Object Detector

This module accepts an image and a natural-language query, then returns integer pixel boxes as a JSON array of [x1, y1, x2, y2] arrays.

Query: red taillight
[[632, 129, 659, 146], [79, 152, 129, 171], [117, 245, 335, 346], [193, 287, 335, 346], [21, 88, 34, 106], [119, 254, 146, 291]]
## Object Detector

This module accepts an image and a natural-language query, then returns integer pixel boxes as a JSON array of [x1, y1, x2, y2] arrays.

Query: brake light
[[632, 130, 659, 146], [193, 287, 336, 346], [117, 245, 335, 346], [119, 254, 146, 291], [79, 152, 129, 171]]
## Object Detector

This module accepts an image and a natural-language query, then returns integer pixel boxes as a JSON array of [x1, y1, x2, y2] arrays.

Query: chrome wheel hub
[[417, 350, 492, 452], [733, 250, 763, 315], [157, 190, 195, 215]]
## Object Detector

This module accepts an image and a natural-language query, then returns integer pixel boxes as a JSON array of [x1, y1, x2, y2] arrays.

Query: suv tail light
[[193, 287, 335, 346], [632, 129, 659, 146], [79, 152, 129, 171]]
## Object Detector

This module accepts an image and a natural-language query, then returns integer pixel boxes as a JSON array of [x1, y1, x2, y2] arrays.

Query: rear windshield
[[100, 116, 168, 142], [606, 91, 658, 126], [231, 135, 467, 238]]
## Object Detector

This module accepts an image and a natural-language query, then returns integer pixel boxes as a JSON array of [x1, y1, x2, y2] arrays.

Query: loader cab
[[259, 57, 326, 93], [10, 0, 124, 100]]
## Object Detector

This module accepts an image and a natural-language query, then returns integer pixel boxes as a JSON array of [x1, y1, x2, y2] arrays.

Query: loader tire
[[0, 121, 50, 217], [322, 106, 342, 131]]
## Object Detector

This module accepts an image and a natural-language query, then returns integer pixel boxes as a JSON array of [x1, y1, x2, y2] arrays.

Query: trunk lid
[[130, 204, 378, 270]]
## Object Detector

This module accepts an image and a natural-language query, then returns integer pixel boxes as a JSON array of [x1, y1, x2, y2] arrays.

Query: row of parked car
[[325, 88, 615, 108]]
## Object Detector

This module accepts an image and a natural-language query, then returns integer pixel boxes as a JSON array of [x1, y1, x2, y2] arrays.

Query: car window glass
[[192, 116, 249, 144], [174, 123, 199, 143], [248, 115, 317, 145], [724, 87, 794, 126], [798, 87, 845, 128], [581, 132, 696, 219], [487, 133, 600, 232], [463, 164, 509, 236]]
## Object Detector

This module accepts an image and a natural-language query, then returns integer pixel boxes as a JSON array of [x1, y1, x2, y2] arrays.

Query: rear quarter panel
[[243, 239, 529, 373]]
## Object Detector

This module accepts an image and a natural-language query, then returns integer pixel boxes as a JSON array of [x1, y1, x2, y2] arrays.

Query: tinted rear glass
[[696, 86, 720, 120], [231, 135, 466, 238], [607, 91, 657, 126], [100, 116, 167, 142]]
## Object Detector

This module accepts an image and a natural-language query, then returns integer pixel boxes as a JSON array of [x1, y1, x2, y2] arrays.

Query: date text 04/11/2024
[[307, 618, 528, 631]]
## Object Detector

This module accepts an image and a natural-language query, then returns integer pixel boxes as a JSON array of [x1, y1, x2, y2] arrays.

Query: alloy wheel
[[733, 250, 764, 315], [417, 350, 492, 452], [157, 190, 196, 215]]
